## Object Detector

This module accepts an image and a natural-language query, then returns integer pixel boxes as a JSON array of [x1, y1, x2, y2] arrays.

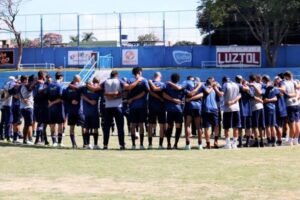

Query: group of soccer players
[[1, 67, 300, 150]]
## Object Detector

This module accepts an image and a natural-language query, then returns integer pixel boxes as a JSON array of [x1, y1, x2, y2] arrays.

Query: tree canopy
[[197, 0, 300, 67]]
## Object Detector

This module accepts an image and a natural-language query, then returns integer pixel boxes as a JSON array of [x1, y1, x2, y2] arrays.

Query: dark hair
[[28, 74, 35, 83], [20, 75, 28, 83], [249, 74, 256, 82], [110, 70, 119, 78], [284, 71, 293, 79], [170, 73, 180, 83], [132, 67, 142, 76], [206, 77, 214, 86], [38, 70, 46, 79], [222, 76, 229, 84], [262, 75, 270, 82], [235, 75, 243, 84], [55, 72, 63, 80], [277, 73, 285, 79], [187, 76, 194, 81]]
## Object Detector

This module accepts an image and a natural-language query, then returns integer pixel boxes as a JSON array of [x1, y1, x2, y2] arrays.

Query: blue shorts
[[68, 112, 84, 126], [48, 103, 65, 124], [2, 106, 13, 125], [21, 108, 33, 127], [34, 105, 48, 124], [83, 115, 100, 129], [129, 108, 147, 124], [241, 116, 252, 129], [252, 109, 265, 129], [148, 109, 166, 124], [202, 111, 219, 128], [184, 109, 201, 118], [12, 106, 22, 125], [223, 111, 241, 130], [287, 106, 299, 123], [265, 110, 277, 127], [167, 111, 183, 125]]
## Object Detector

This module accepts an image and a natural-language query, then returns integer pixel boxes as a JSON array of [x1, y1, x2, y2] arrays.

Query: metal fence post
[[119, 13, 122, 47], [40, 15, 43, 48], [77, 14, 80, 47], [163, 12, 166, 46]]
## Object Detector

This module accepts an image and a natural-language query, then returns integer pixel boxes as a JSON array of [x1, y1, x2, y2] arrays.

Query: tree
[[69, 35, 79, 43], [137, 33, 159, 46], [0, 0, 27, 70], [197, 0, 300, 67], [81, 32, 97, 42], [174, 41, 197, 46], [43, 33, 63, 47]]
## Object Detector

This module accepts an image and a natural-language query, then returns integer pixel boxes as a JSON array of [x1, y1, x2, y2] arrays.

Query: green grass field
[[0, 133, 300, 200]]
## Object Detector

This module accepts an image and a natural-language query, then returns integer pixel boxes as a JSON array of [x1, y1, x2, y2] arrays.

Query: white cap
[[8, 76, 16, 82]]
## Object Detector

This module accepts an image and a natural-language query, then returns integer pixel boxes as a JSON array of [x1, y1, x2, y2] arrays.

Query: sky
[[20, 0, 198, 14], [2, 0, 201, 44]]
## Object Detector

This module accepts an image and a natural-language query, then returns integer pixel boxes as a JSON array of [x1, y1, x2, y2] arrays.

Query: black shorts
[[148, 109, 166, 124], [223, 111, 241, 130], [83, 115, 100, 129], [241, 116, 252, 129], [287, 106, 299, 123], [252, 109, 265, 129], [167, 111, 183, 124], [21, 108, 33, 127], [276, 115, 287, 128], [202, 111, 218, 128], [12, 106, 22, 125], [68, 113, 84, 126], [34, 106, 48, 124], [48, 103, 65, 124], [129, 108, 147, 124], [184, 109, 201, 118]]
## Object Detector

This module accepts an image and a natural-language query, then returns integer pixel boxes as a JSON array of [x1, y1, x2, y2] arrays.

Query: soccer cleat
[[223, 144, 232, 149], [120, 146, 125, 150], [158, 145, 164, 150], [26, 140, 34, 145], [167, 144, 172, 150], [293, 139, 299, 146], [206, 142, 211, 149], [173, 145, 178, 150], [231, 142, 238, 149], [93, 145, 101, 150], [13, 140, 21, 145], [57, 143, 65, 148], [72, 144, 78, 149], [52, 143, 58, 148], [184, 144, 191, 150], [147, 145, 153, 150], [131, 145, 136, 150], [140, 145, 145, 150], [198, 144, 203, 150], [213, 141, 219, 149]]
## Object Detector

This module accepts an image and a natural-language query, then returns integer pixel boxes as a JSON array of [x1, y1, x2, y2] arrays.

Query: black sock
[[35, 131, 41, 143], [186, 140, 190, 145], [238, 136, 242, 145], [166, 128, 172, 146], [148, 137, 152, 146], [131, 134, 136, 146], [214, 136, 219, 142], [271, 136, 276, 144], [140, 134, 144, 146], [267, 137, 271, 144], [13, 132, 18, 141], [198, 138, 202, 145], [174, 128, 182, 146], [159, 137, 164, 146], [86, 133, 90, 145], [82, 134, 86, 145], [93, 133, 98, 145], [70, 134, 76, 146], [246, 136, 250, 145], [58, 133, 63, 144]]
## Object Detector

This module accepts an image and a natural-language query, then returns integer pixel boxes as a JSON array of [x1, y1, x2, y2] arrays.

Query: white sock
[[226, 138, 230, 145], [233, 137, 238, 143]]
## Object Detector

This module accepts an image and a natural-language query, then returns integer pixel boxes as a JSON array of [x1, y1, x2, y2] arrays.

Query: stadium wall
[[1, 45, 300, 69]]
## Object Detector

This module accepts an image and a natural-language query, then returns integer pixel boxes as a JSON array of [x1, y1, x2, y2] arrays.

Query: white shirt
[[223, 81, 240, 112], [104, 78, 123, 108], [250, 82, 264, 111], [284, 80, 298, 107], [20, 84, 34, 109]]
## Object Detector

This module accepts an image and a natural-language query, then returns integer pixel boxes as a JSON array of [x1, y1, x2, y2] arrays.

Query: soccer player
[[47, 72, 65, 147], [81, 77, 101, 150], [235, 76, 253, 147], [249, 74, 265, 147], [102, 70, 126, 150], [1, 76, 16, 142], [19, 75, 35, 145], [262, 75, 279, 147], [162, 73, 185, 150], [182, 77, 203, 150], [282, 71, 299, 146], [9, 77, 23, 144], [33, 71, 49, 145], [63, 75, 83, 148], [273, 76, 287, 146], [127, 67, 150, 150], [201, 77, 221, 149], [222, 76, 241, 149], [148, 72, 166, 149]]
